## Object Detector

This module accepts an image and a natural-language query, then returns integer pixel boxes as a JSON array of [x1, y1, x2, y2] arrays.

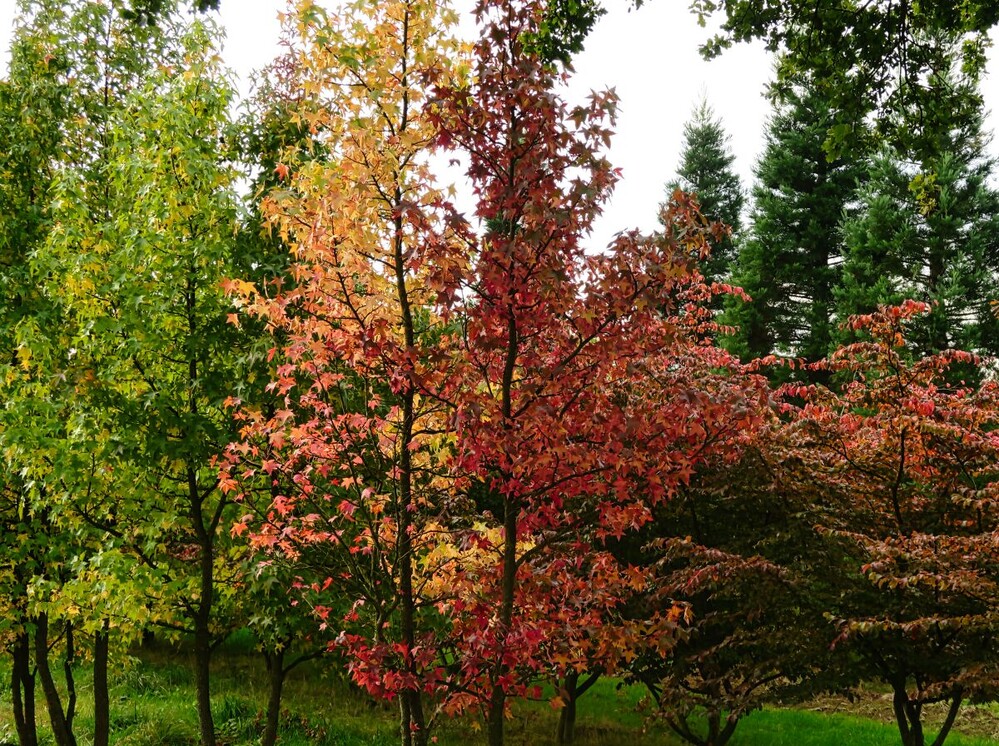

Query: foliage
[[836, 74, 999, 362], [663, 100, 744, 285], [722, 81, 868, 377], [765, 302, 999, 746]]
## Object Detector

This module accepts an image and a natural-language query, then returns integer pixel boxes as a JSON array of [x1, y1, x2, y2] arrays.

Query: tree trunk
[[556, 671, 600, 744], [261, 649, 285, 746], [93, 623, 110, 746], [556, 673, 578, 744], [930, 693, 963, 746], [193, 618, 216, 746], [11, 629, 38, 746], [486, 497, 519, 746], [487, 685, 507, 746], [34, 613, 77, 746], [892, 685, 925, 746]]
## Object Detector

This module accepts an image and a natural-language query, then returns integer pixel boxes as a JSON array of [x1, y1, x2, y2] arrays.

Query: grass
[[0, 637, 996, 745]]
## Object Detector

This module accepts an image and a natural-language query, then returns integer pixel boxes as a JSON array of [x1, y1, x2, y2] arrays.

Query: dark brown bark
[[556, 672, 600, 744], [930, 694, 963, 746], [11, 629, 38, 746], [34, 613, 77, 746], [391, 15, 429, 739], [556, 673, 578, 744], [486, 494, 519, 746], [193, 615, 216, 746], [262, 648, 285, 746], [892, 685, 924, 746], [93, 623, 110, 746]]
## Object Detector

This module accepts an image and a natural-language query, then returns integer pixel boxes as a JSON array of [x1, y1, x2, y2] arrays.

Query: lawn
[[0, 636, 996, 745]]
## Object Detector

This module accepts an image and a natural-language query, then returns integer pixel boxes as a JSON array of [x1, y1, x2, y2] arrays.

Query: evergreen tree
[[664, 99, 743, 284], [836, 74, 999, 359], [722, 82, 868, 372]]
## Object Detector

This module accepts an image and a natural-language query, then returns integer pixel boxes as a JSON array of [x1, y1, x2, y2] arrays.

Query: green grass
[[1, 642, 996, 745]]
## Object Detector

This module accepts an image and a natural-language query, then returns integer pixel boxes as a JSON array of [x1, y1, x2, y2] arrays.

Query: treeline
[[669, 74, 999, 372], [1, 2, 998, 746]]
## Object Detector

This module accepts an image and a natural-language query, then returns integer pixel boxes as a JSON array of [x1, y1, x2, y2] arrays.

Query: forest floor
[[0, 633, 997, 745]]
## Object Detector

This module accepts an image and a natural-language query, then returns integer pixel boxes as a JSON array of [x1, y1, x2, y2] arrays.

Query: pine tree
[[836, 75, 999, 359], [722, 83, 868, 371], [664, 100, 743, 284]]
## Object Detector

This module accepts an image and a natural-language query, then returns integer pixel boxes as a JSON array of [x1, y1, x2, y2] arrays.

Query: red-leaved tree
[[225, 0, 768, 745], [764, 301, 999, 746]]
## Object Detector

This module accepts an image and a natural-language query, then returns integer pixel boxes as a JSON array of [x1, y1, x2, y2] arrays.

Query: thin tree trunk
[[391, 32, 429, 736], [11, 629, 38, 746], [486, 496, 519, 746], [193, 617, 216, 746], [63, 623, 76, 736], [556, 672, 600, 745], [34, 613, 77, 746], [556, 673, 578, 744], [261, 648, 285, 746], [93, 623, 110, 746], [930, 693, 963, 746], [892, 685, 925, 746]]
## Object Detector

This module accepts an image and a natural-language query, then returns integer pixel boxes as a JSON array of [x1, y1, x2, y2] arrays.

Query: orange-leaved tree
[[223, 0, 470, 744], [226, 1, 768, 745]]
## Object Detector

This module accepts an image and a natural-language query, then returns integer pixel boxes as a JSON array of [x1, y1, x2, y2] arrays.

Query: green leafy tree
[[722, 82, 868, 375], [0, 4, 113, 743], [664, 100, 743, 285], [536, 0, 997, 156], [33, 6, 251, 744]]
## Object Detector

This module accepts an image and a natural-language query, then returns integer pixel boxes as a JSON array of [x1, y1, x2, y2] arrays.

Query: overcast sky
[[1, 0, 997, 251]]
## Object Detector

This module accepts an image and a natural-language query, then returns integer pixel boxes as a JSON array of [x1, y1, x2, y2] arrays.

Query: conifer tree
[[722, 83, 868, 372], [837, 75, 999, 359], [664, 100, 743, 284]]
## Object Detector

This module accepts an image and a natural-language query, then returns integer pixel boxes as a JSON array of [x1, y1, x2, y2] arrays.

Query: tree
[[534, 0, 998, 157], [35, 6, 250, 744], [431, 5, 769, 734], [694, 0, 997, 157], [722, 81, 868, 376], [0, 3, 144, 742], [836, 74, 999, 362], [228, 3, 767, 746], [224, 1, 470, 744], [629, 444, 851, 746], [764, 301, 999, 746], [664, 99, 743, 285]]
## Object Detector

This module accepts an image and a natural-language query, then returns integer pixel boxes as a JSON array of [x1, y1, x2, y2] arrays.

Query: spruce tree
[[664, 100, 743, 284], [722, 83, 868, 371], [837, 76, 999, 359]]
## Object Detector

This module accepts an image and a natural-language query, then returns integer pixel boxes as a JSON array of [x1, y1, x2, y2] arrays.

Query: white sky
[[1, 0, 997, 251]]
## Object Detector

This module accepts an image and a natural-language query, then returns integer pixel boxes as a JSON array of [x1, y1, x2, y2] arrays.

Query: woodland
[[1, 1, 999, 746]]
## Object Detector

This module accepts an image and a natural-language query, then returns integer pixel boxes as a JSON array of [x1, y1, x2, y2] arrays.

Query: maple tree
[[31, 5, 253, 744], [759, 302, 999, 746], [226, 0, 770, 744], [427, 0, 771, 733], [224, 1, 469, 744]]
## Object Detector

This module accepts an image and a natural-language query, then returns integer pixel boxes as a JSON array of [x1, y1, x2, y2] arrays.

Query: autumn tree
[[664, 99, 743, 285], [763, 302, 999, 746], [226, 3, 768, 746], [430, 3, 770, 740], [629, 442, 851, 746], [224, 2, 470, 745]]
